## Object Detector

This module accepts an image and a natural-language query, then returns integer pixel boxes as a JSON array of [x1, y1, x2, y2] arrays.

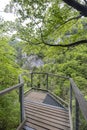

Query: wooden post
[[46, 74, 48, 90], [75, 99, 79, 130], [19, 85, 25, 122], [19, 75, 25, 122], [31, 73, 33, 88], [70, 84, 72, 114]]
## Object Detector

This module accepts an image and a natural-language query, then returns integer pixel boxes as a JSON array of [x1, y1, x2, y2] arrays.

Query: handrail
[[48, 73, 69, 79], [0, 83, 24, 96], [30, 72, 69, 90], [69, 78, 87, 130], [70, 78, 87, 120], [30, 72, 69, 79], [0, 76, 25, 125]]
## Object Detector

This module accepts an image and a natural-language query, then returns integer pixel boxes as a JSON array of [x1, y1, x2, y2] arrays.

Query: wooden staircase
[[1, 73, 87, 130], [23, 90, 71, 130]]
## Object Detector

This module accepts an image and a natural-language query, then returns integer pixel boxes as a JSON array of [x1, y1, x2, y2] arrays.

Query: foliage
[[0, 38, 21, 88], [7, 0, 87, 47], [34, 44, 87, 97], [0, 92, 20, 130], [0, 38, 21, 130], [1, 0, 87, 129]]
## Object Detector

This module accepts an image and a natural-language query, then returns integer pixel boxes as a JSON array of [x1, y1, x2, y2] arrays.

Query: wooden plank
[[24, 101, 69, 115], [24, 105, 69, 120], [25, 91, 47, 103], [24, 103, 69, 118], [25, 121, 61, 130], [24, 99, 67, 112], [70, 78, 87, 121], [25, 110, 70, 127], [25, 122, 46, 130], [25, 121, 62, 130], [24, 88, 70, 130], [25, 116, 70, 130], [25, 107, 69, 123]]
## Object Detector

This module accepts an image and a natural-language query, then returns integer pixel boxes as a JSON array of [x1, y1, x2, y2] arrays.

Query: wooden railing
[[0, 72, 87, 130], [70, 78, 87, 130], [30, 72, 69, 108], [30, 72, 87, 130], [30, 72, 68, 89], [0, 75, 25, 129]]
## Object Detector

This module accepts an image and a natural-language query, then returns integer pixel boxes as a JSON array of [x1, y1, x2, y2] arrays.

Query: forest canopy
[[5, 0, 87, 48]]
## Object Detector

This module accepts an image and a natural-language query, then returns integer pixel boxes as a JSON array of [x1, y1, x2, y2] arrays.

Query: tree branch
[[54, 14, 82, 33], [41, 39, 87, 48], [84, 0, 87, 5], [64, 15, 82, 24], [62, 0, 87, 17]]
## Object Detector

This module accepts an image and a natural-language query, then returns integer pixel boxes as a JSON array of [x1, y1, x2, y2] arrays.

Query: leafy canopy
[[7, 0, 87, 47]]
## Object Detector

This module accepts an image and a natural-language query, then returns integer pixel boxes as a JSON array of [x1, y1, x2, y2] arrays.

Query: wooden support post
[[31, 73, 33, 88], [70, 84, 72, 114], [19, 75, 25, 122], [19, 85, 25, 122], [75, 99, 79, 130], [46, 73, 48, 90]]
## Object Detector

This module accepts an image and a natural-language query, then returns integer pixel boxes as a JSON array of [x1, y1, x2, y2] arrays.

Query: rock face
[[22, 54, 44, 70], [9, 39, 44, 70]]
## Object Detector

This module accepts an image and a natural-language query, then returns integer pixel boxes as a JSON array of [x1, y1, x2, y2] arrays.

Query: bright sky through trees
[[0, 0, 16, 21], [0, 0, 10, 11]]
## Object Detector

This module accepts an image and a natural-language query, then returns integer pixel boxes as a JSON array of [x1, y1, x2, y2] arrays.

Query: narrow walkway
[[24, 90, 71, 130]]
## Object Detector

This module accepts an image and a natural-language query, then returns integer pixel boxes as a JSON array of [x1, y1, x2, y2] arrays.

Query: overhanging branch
[[41, 39, 87, 47], [65, 15, 82, 24], [84, 0, 87, 5], [62, 0, 87, 17]]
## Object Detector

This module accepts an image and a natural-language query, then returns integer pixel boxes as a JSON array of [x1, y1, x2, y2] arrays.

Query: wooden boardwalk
[[24, 90, 71, 130], [1, 73, 87, 130]]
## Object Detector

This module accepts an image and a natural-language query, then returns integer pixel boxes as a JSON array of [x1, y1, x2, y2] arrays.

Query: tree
[[0, 38, 21, 130], [0, 38, 20, 88], [6, 0, 87, 48]]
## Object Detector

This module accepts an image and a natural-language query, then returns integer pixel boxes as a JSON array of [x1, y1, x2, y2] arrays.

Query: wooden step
[[25, 91, 47, 103], [25, 110, 70, 127], [25, 117, 70, 130], [25, 122, 46, 130], [24, 104, 69, 121], [24, 101, 70, 130], [24, 90, 70, 130], [24, 101, 69, 117], [25, 106, 69, 123]]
